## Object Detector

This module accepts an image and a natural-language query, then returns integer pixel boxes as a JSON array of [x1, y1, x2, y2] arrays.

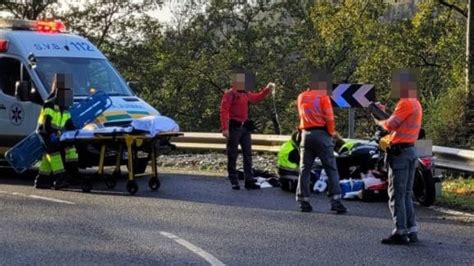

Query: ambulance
[[0, 19, 162, 173]]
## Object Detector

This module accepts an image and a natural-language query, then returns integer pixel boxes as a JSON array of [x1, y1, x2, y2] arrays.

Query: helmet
[[379, 135, 391, 151]]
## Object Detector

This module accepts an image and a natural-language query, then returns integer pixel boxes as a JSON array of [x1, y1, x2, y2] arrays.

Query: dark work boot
[[229, 176, 240, 190], [230, 180, 240, 190], [244, 180, 260, 190], [330, 200, 347, 214], [408, 232, 418, 243], [34, 174, 53, 189], [381, 234, 410, 245], [299, 201, 313, 213], [65, 161, 80, 181], [53, 173, 69, 190]]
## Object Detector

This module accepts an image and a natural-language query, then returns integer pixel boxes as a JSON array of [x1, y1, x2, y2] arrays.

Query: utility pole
[[467, 0, 474, 148]]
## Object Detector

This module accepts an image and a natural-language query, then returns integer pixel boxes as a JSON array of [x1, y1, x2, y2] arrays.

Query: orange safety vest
[[297, 90, 336, 135], [383, 98, 422, 144]]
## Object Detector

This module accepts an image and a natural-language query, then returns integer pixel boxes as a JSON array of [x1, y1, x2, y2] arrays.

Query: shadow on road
[[150, 173, 473, 227], [1, 170, 471, 227]]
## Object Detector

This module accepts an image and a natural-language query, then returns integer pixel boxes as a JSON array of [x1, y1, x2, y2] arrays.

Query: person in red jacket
[[375, 69, 422, 245], [296, 70, 346, 213], [220, 68, 274, 190]]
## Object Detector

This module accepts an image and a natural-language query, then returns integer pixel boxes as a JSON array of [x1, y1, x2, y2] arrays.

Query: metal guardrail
[[171, 132, 474, 173], [433, 146, 474, 173]]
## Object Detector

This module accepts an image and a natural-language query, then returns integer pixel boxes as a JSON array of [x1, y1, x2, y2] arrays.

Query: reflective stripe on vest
[[65, 146, 78, 162], [339, 141, 355, 154], [303, 97, 325, 125], [39, 154, 51, 175], [390, 99, 422, 144], [38, 106, 71, 130], [298, 92, 333, 129], [39, 152, 67, 175]]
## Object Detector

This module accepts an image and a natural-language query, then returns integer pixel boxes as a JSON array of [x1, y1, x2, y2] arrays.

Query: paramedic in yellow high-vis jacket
[[34, 73, 78, 189]]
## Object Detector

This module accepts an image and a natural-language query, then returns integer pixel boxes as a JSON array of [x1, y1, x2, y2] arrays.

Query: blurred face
[[232, 73, 246, 91], [310, 71, 332, 95], [310, 81, 330, 96], [56, 88, 73, 109], [391, 70, 418, 99]]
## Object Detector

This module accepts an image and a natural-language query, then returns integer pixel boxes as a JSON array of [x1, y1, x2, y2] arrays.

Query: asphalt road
[[0, 170, 473, 265]]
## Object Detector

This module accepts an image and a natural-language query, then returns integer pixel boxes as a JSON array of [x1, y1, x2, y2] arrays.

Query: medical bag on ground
[[278, 171, 298, 192], [5, 92, 112, 173], [361, 182, 389, 202]]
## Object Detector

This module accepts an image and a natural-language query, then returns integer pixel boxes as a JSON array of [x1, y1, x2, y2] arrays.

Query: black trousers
[[227, 126, 253, 183]]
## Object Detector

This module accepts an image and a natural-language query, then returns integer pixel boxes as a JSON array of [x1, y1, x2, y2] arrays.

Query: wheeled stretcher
[[61, 130, 182, 195]]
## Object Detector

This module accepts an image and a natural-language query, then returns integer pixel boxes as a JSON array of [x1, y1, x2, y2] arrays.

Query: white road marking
[[160, 231, 225, 266], [429, 206, 474, 218], [28, 195, 75, 205], [0, 190, 75, 205]]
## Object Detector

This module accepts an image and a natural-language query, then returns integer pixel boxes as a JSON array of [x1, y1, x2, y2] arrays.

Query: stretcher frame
[[66, 131, 182, 195]]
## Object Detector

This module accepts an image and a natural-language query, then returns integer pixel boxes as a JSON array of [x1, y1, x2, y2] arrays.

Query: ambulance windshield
[[34, 57, 133, 96]]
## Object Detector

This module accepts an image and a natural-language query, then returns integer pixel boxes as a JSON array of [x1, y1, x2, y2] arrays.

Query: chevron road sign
[[331, 84, 375, 108]]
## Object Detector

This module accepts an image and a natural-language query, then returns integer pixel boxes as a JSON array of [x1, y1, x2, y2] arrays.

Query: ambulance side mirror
[[127, 81, 141, 92], [15, 81, 31, 102]]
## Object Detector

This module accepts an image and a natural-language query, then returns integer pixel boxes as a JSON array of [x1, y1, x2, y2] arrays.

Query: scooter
[[333, 127, 436, 206]]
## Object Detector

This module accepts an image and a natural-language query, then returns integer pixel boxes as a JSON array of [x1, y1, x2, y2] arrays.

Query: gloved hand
[[375, 101, 386, 112], [65, 119, 76, 131], [266, 82, 276, 91], [332, 131, 342, 141], [49, 133, 59, 144]]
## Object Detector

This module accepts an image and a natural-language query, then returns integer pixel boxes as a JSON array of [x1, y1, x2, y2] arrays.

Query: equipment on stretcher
[[4, 92, 112, 173], [70, 91, 113, 128], [59, 115, 181, 194]]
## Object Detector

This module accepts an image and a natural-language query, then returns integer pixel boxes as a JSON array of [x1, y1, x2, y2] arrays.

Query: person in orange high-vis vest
[[375, 69, 422, 245], [295, 71, 346, 213]]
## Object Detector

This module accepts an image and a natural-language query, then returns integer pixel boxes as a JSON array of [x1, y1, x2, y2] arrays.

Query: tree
[[133, 0, 316, 134], [0, 0, 57, 19], [0, 0, 470, 147], [308, 0, 470, 146]]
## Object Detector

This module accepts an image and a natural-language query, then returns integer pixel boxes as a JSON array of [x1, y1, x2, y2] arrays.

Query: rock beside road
[[157, 152, 277, 173]]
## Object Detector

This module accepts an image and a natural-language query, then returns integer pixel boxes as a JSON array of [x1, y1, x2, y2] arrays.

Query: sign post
[[348, 109, 355, 139]]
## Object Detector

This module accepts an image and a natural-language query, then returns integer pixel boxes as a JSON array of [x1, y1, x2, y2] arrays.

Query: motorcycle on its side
[[332, 127, 436, 206]]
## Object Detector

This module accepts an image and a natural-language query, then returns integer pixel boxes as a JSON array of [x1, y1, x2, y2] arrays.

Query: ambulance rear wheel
[[126, 181, 138, 195], [148, 177, 160, 191]]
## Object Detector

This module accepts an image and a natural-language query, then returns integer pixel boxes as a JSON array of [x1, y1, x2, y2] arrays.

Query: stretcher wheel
[[148, 177, 160, 191], [105, 175, 117, 189], [126, 181, 138, 195], [81, 181, 93, 193], [112, 170, 122, 179]]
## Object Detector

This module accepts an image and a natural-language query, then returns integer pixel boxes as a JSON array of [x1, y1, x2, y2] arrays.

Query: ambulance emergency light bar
[[0, 18, 65, 33]]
